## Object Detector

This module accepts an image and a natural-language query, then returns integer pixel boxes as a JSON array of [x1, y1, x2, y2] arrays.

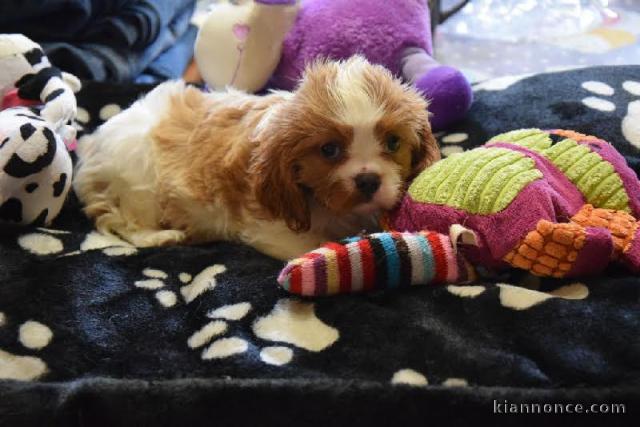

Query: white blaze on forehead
[[335, 125, 402, 209], [315, 57, 405, 209], [345, 126, 383, 174], [333, 57, 384, 127]]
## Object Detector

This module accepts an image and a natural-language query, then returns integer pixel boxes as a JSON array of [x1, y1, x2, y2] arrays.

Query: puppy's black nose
[[354, 173, 381, 198]]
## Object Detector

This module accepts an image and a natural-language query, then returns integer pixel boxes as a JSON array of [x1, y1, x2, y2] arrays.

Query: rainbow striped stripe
[[278, 231, 474, 296]]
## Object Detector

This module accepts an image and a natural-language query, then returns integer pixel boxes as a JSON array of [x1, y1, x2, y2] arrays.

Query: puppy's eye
[[385, 134, 400, 153], [320, 142, 342, 159]]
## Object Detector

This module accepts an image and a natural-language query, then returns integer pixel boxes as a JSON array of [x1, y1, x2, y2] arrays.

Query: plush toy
[[194, 0, 473, 131], [278, 228, 477, 296], [0, 34, 79, 226], [279, 129, 640, 295]]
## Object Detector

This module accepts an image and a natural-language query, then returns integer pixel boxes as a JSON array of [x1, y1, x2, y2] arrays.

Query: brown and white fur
[[73, 56, 439, 260]]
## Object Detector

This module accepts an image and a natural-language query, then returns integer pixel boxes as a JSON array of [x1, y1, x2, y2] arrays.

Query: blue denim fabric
[[134, 0, 198, 82], [0, 0, 196, 82], [136, 24, 198, 83]]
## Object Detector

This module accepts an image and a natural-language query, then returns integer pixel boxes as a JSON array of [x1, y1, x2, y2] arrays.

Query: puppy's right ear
[[409, 112, 440, 180], [250, 105, 311, 233]]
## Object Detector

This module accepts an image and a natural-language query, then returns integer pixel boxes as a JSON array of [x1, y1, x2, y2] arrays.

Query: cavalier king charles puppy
[[74, 56, 439, 260]]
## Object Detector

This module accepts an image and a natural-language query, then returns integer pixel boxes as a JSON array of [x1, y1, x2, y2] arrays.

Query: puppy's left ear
[[250, 105, 311, 233], [411, 119, 440, 179]]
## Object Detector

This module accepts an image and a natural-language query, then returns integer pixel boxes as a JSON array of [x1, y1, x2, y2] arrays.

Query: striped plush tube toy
[[277, 229, 477, 296]]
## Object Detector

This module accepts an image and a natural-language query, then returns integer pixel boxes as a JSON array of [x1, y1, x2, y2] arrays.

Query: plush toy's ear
[[61, 72, 82, 93], [0, 35, 42, 95]]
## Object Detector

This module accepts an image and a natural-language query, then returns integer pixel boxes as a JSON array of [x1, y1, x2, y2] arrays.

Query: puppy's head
[[252, 56, 439, 232]]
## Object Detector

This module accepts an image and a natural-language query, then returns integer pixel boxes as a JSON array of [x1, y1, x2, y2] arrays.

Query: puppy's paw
[[128, 229, 187, 247]]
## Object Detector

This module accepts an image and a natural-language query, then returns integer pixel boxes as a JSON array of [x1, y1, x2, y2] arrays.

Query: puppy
[[73, 56, 439, 260]]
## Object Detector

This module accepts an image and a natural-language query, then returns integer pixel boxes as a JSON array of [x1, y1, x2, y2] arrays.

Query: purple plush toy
[[194, 0, 473, 131]]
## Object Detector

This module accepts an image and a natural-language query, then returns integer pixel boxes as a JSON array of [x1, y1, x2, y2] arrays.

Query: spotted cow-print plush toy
[[0, 34, 79, 225]]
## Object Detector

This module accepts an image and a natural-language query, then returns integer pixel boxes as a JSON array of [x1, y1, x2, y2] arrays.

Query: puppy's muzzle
[[354, 173, 381, 200]]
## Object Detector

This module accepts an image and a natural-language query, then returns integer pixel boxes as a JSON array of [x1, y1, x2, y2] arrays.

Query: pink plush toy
[[195, 0, 473, 131]]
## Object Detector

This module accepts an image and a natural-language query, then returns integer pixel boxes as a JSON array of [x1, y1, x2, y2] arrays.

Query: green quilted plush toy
[[279, 129, 640, 296]]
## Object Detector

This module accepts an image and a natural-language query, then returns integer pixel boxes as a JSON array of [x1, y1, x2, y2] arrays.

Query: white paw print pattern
[[15, 229, 341, 369], [390, 368, 469, 388], [134, 265, 254, 360], [438, 132, 469, 157], [134, 265, 226, 308], [0, 314, 53, 381], [75, 104, 122, 125], [622, 81, 640, 149], [581, 79, 640, 149], [391, 281, 590, 386], [18, 229, 138, 257], [134, 266, 340, 366], [445, 282, 589, 309], [496, 282, 589, 310], [99, 104, 122, 121], [581, 81, 616, 112]]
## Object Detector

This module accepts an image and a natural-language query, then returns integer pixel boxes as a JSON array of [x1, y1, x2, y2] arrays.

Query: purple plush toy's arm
[[400, 47, 473, 131]]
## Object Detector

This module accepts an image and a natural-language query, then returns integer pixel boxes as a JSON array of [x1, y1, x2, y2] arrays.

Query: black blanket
[[1, 66, 639, 426]]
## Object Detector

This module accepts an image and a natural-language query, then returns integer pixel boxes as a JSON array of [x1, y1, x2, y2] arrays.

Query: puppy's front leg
[[242, 221, 325, 261]]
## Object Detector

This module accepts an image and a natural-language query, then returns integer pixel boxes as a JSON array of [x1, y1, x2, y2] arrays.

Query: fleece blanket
[[1, 66, 640, 426]]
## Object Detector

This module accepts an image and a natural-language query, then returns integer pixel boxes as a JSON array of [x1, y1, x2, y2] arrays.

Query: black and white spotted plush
[[0, 108, 72, 225], [0, 34, 78, 225]]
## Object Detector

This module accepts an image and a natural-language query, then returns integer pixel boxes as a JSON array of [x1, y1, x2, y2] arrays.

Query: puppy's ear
[[411, 118, 440, 179], [251, 108, 311, 233]]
